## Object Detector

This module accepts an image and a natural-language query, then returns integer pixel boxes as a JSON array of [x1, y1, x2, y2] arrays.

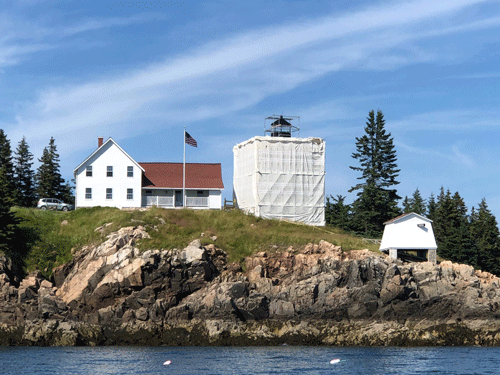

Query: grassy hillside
[[11, 207, 380, 278]]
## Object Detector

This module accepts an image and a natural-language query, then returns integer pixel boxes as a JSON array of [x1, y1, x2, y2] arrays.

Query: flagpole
[[183, 127, 186, 208]]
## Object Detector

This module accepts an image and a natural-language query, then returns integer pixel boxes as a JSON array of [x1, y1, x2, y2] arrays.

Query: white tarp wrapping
[[233, 136, 325, 226]]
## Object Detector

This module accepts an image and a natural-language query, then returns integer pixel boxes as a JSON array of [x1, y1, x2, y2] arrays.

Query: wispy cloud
[[0, 11, 150, 68], [396, 140, 476, 168], [3, 0, 499, 157], [391, 109, 499, 131], [445, 71, 500, 79], [452, 144, 476, 168]]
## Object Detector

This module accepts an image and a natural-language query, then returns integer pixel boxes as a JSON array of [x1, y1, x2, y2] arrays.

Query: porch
[[141, 189, 209, 208]]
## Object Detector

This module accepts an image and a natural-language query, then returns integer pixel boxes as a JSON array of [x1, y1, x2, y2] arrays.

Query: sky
[[2, 0, 500, 218]]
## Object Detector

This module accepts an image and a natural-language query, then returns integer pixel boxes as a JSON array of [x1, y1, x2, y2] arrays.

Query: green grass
[[10, 206, 380, 278]]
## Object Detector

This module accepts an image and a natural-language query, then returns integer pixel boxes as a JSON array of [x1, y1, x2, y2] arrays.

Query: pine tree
[[14, 136, 36, 207], [450, 191, 476, 266], [325, 194, 351, 230], [470, 199, 500, 275], [409, 188, 426, 216], [433, 189, 475, 266], [402, 196, 411, 213], [433, 189, 454, 260], [349, 110, 401, 236], [61, 180, 75, 205], [427, 192, 437, 221], [0, 166, 18, 255], [0, 130, 16, 203], [35, 137, 67, 200]]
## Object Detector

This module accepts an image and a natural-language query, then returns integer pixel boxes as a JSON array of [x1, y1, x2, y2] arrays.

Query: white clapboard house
[[379, 212, 438, 263], [74, 137, 224, 209]]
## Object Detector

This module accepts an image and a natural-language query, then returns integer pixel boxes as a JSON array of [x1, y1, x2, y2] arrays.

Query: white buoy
[[163, 360, 172, 366], [330, 358, 341, 364]]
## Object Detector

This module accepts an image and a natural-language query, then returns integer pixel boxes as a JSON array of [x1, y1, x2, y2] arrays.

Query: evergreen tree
[[14, 136, 36, 207], [35, 137, 67, 200], [325, 194, 351, 230], [402, 196, 411, 213], [470, 199, 500, 275], [0, 166, 18, 255], [427, 192, 437, 221], [433, 189, 475, 266], [61, 180, 75, 205], [349, 110, 401, 236], [409, 188, 426, 216], [433, 188, 454, 260], [450, 191, 476, 266], [0, 130, 16, 203]]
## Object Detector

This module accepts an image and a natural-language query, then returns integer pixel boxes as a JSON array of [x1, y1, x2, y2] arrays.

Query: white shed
[[379, 212, 437, 263]]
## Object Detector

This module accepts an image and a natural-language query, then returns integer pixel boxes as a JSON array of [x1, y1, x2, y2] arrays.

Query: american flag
[[185, 131, 197, 147]]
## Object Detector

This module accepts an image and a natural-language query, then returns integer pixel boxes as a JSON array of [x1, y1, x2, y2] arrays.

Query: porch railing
[[142, 196, 174, 207], [186, 197, 208, 207]]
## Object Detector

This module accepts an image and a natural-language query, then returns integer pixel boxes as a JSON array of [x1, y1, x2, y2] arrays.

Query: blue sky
[[2, 0, 500, 218]]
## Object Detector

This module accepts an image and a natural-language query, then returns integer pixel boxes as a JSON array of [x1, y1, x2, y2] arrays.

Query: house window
[[127, 188, 133, 200], [197, 190, 204, 197], [85, 188, 92, 199], [127, 166, 133, 177], [107, 166, 113, 177], [86, 166, 92, 177], [106, 188, 112, 200]]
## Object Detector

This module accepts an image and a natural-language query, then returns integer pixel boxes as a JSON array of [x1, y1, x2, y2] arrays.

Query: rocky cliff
[[2, 225, 500, 346]]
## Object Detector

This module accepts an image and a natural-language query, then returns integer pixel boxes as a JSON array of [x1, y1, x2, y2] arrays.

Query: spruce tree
[[450, 191, 476, 266], [0, 166, 18, 255], [433, 189, 475, 266], [0, 130, 16, 203], [14, 136, 36, 207], [433, 188, 453, 260], [470, 199, 500, 275], [349, 110, 401, 236], [409, 188, 426, 216], [35, 137, 67, 200], [427, 192, 437, 221], [325, 194, 351, 231], [402, 196, 411, 213]]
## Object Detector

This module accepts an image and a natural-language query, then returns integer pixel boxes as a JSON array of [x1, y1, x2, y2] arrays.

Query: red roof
[[139, 163, 224, 190]]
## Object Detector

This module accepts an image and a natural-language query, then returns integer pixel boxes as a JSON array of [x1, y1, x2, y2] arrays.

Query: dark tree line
[[325, 110, 500, 276], [0, 131, 73, 208], [0, 130, 74, 264]]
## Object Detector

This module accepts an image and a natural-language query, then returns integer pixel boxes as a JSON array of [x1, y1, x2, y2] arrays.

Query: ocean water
[[1, 346, 499, 375]]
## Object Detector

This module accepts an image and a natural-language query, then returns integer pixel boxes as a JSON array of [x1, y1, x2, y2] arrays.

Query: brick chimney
[[98, 137, 103, 148]]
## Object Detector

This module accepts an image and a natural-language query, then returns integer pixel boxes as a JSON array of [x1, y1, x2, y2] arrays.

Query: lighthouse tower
[[233, 115, 325, 226]]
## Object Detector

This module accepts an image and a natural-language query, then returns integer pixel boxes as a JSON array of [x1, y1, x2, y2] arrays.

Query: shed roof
[[140, 162, 224, 190], [384, 212, 432, 225]]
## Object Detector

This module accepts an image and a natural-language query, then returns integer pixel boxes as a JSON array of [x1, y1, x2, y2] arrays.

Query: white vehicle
[[37, 198, 74, 211]]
